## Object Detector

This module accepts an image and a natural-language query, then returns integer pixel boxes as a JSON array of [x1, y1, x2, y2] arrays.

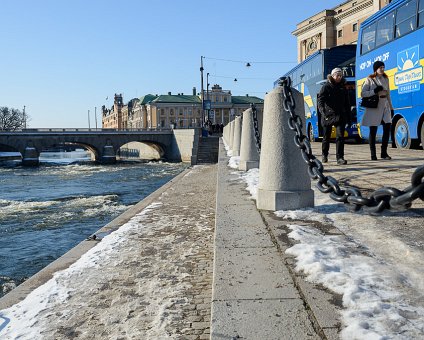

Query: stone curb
[[210, 139, 326, 339]]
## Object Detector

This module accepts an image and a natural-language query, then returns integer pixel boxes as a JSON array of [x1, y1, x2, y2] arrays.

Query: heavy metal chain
[[279, 77, 424, 213], [251, 103, 261, 156]]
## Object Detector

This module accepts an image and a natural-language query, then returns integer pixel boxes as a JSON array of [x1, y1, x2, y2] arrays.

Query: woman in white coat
[[361, 60, 394, 160]]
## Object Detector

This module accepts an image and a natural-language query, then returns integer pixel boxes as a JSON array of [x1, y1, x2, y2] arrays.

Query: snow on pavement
[[0, 164, 216, 339], [225, 148, 424, 339]]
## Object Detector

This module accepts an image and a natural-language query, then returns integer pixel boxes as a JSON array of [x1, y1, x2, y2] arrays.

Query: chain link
[[251, 103, 262, 156], [279, 77, 424, 213]]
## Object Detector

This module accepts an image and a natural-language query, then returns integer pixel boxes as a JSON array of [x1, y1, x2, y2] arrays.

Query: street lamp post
[[200, 56, 205, 127], [206, 72, 210, 123], [23, 105, 26, 129]]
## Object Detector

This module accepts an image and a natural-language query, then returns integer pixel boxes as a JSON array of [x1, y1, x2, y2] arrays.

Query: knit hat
[[373, 60, 385, 72], [331, 67, 342, 76]]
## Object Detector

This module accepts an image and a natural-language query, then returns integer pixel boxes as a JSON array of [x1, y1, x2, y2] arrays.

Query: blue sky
[[1, 0, 342, 127]]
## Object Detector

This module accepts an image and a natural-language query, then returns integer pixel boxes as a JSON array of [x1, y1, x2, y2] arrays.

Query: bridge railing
[[0, 128, 176, 133]]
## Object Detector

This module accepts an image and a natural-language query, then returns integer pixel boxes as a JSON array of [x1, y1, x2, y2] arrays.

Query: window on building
[[375, 13, 395, 47], [338, 9, 342, 14], [161, 120, 165, 127], [361, 22, 376, 54], [160, 108, 165, 116], [352, 1, 357, 6], [338, 29, 343, 38], [224, 97, 228, 102], [179, 109, 183, 116], [395, 0, 417, 38], [170, 108, 174, 116], [179, 120, 183, 127], [418, 0, 424, 27], [353, 23, 358, 32]]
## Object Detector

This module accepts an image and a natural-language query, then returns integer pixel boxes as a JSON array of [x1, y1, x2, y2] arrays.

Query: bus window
[[361, 23, 377, 54], [395, 0, 417, 38], [418, 0, 424, 27], [375, 13, 395, 47]]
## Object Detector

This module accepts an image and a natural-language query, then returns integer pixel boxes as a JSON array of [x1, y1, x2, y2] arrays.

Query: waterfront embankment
[[0, 164, 216, 339], [1, 138, 423, 339]]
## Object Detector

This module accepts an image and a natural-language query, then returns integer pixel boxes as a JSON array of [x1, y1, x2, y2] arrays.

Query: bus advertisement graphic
[[394, 45, 422, 94]]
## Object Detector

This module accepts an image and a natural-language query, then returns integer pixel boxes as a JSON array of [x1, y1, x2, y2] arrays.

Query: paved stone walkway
[[1, 165, 217, 340], [311, 142, 424, 209]]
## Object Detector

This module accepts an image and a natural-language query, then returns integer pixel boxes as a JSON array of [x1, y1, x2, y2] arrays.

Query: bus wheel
[[308, 124, 315, 142], [394, 118, 412, 149], [421, 123, 424, 149]]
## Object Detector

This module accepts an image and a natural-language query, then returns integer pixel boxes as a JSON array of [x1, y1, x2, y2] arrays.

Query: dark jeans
[[369, 123, 391, 157], [322, 124, 345, 159]]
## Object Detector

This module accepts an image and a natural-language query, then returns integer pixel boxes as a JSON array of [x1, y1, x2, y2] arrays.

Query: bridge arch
[[116, 140, 166, 160]]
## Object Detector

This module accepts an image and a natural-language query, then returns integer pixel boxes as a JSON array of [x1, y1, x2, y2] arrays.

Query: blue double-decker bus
[[275, 45, 359, 141], [356, 0, 424, 149]]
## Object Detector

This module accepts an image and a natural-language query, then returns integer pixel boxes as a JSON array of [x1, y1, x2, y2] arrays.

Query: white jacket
[[360, 75, 393, 126]]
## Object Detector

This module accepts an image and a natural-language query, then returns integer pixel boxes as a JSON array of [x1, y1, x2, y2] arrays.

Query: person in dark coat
[[317, 67, 352, 165]]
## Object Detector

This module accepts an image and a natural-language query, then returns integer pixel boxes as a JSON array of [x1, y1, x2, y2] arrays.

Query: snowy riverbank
[[224, 142, 424, 339]]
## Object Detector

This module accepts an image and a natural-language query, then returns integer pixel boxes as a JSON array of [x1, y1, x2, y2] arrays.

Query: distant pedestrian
[[361, 61, 394, 161], [317, 67, 352, 165], [206, 119, 213, 135]]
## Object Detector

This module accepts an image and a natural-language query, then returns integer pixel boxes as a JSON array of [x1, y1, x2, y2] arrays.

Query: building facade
[[102, 85, 264, 129], [293, 0, 393, 62], [102, 93, 124, 129]]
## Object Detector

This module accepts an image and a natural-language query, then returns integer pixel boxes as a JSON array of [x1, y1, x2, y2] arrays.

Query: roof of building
[[151, 94, 201, 104], [139, 94, 158, 104], [231, 96, 264, 105]]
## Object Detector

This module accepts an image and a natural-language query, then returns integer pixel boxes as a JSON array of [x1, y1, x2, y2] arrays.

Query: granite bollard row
[[221, 86, 314, 211]]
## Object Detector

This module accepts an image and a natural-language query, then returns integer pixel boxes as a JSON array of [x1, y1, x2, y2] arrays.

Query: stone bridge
[[0, 128, 200, 165]]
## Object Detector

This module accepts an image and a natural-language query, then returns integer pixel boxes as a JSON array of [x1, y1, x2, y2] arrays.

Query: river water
[[0, 160, 187, 298]]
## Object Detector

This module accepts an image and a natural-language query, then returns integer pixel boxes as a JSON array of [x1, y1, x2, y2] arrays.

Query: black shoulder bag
[[360, 78, 379, 108]]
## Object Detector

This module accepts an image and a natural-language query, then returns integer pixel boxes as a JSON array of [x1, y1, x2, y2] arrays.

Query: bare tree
[[0, 107, 29, 131]]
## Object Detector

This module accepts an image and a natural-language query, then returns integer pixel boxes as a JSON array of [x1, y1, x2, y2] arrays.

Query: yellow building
[[102, 86, 264, 130], [293, 0, 393, 62]]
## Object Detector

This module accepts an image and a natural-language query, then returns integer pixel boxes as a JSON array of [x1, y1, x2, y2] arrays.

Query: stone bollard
[[223, 124, 229, 145], [22, 146, 39, 166], [229, 120, 235, 150], [232, 116, 242, 156], [256, 86, 314, 211], [239, 108, 259, 171]]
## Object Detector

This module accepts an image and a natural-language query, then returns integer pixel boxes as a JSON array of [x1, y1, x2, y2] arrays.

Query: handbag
[[360, 78, 379, 108]]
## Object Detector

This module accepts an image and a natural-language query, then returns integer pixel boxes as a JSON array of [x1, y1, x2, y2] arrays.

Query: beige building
[[102, 86, 264, 130], [102, 93, 124, 129], [293, 0, 393, 62]]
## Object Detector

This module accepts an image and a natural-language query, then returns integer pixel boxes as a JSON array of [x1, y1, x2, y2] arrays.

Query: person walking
[[361, 61, 394, 161], [317, 67, 351, 165]]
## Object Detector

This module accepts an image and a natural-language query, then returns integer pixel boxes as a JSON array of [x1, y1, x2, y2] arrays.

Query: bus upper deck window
[[395, 0, 417, 38], [418, 0, 424, 27], [361, 23, 376, 54], [375, 13, 395, 47]]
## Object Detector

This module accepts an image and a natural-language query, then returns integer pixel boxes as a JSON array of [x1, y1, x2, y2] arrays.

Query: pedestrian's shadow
[[0, 314, 11, 333]]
